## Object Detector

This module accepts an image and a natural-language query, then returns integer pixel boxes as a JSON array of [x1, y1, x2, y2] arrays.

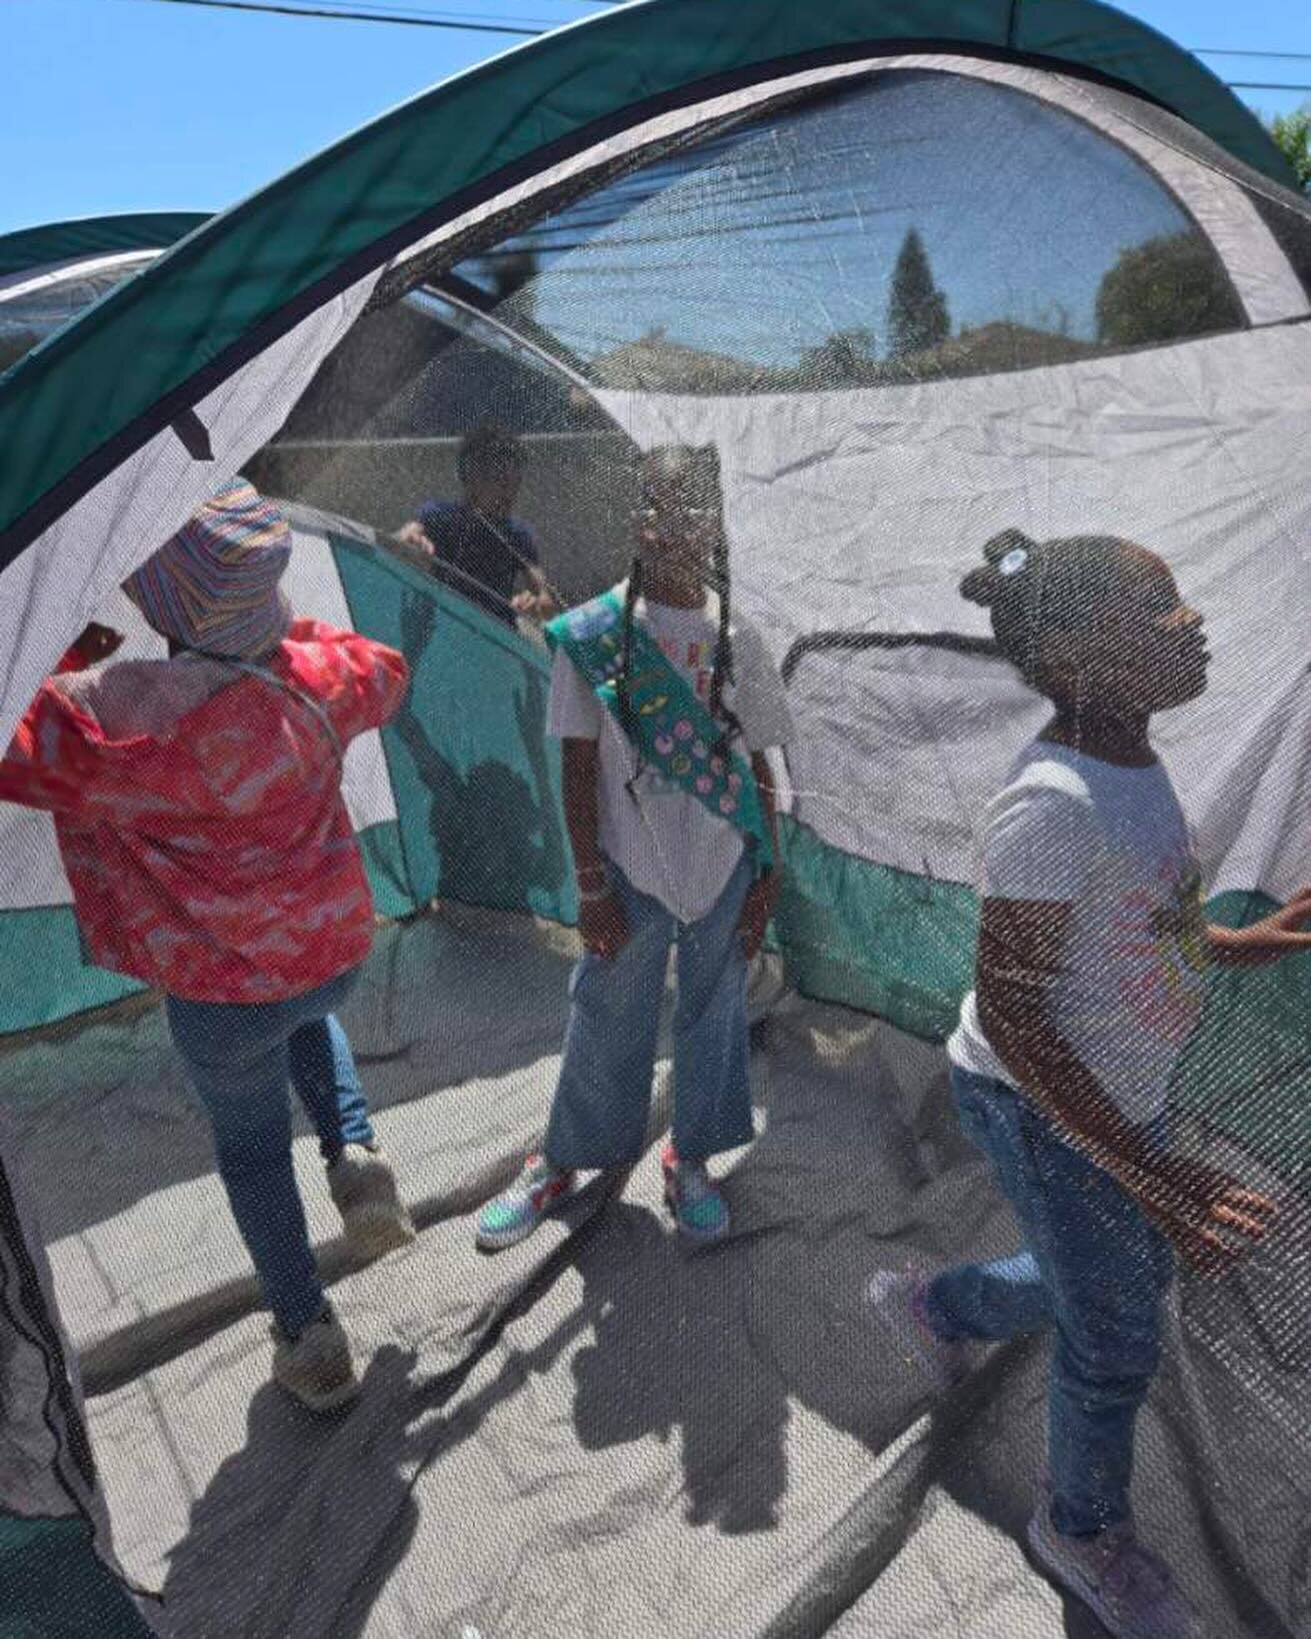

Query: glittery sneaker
[[661, 1145, 730, 1242], [476, 1154, 576, 1250]]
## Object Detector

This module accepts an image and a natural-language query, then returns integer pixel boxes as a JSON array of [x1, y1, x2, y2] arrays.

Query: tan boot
[[272, 1305, 360, 1413], [327, 1144, 417, 1262]]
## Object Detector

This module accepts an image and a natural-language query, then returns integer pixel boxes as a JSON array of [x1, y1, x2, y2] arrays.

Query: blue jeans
[[926, 1068, 1174, 1536], [544, 854, 755, 1169], [165, 969, 375, 1338]]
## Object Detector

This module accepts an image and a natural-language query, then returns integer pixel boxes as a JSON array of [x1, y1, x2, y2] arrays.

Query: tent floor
[[6, 911, 1308, 1638]]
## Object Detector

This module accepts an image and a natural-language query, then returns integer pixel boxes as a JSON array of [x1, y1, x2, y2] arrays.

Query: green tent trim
[[0, 213, 210, 283], [0, 1514, 157, 1638], [0, 0, 1295, 552]]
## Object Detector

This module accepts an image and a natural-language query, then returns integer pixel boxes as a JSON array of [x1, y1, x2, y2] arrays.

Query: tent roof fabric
[[0, 0, 1297, 555], [0, 214, 210, 284]]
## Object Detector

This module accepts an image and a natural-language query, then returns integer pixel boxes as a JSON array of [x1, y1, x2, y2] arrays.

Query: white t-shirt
[[548, 588, 793, 922], [949, 741, 1208, 1125]]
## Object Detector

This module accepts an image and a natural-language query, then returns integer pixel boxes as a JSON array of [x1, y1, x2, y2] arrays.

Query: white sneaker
[[864, 1268, 985, 1392], [328, 1144, 416, 1261], [272, 1305, 360, 1413], [1028, 1502, 1208, 1639]]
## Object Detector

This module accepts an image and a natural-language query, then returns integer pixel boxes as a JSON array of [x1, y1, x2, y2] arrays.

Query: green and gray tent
[[1, 3, 1310, 1634], [0, 212, 209, 372]]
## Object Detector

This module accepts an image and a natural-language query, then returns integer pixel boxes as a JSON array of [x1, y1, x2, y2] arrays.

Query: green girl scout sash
[[545, 588, 774, 870]]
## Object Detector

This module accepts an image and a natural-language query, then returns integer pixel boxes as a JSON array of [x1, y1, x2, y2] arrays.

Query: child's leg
[[923, 1070, 1055, 1342], [925, 1251, 1050, 1341], [934, 1071, 1173, 1534], [670, 853, 755, 1162], [288, 1012, 375, 1162], [543, 867, 674, 1169], [165, 995, 325, 1339], [1030, 1118, 1174, 1536]]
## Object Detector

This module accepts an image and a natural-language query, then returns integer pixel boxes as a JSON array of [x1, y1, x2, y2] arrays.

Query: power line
[[132, 0, 547, 34], [306, 0, 555, 15], [119, 1, 1311, 90]]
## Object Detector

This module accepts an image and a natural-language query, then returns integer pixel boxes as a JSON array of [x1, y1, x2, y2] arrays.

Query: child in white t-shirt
[[476, 445, 792, 1247], [867, 527, 1311, 1639]]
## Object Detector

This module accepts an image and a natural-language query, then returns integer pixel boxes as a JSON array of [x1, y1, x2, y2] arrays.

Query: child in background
[[396, 424, 559, 627], [0, 481, 414, 1413], [868, 528, 1311, 1639], [476, 444, 793, 1248]]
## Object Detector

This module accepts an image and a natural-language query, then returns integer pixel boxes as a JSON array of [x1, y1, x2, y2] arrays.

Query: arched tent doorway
[[1, 4, 1310, 1634]]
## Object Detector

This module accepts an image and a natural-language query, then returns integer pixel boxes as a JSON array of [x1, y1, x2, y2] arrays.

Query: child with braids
[[868, 528, 1311, 1639], [476, 445, 792, 1247]]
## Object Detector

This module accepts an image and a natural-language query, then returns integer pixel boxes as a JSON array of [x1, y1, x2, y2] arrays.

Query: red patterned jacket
[[0, 621, 408, 1003]]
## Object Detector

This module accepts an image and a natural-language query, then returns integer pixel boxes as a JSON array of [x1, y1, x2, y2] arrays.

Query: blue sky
[[4, 0, 1310, 237]]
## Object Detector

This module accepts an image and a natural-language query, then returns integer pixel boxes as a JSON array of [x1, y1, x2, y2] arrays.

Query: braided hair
[[616, 552, 645, 766], [617, 444, 741, 788], [705, 471, 743, 761], [961, 526, 1135, 696]]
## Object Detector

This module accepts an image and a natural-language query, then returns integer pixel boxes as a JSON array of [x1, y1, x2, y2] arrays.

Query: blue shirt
[[415, 499, 539, 626]]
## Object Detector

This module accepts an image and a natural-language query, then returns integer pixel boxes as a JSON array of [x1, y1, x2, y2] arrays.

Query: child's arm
[[1204, 888, 1311, 966], [561, 736, 628, 960], [738, 751, 781, 959], [287, 621, 410, 741], [0, 682, 105, 814], [978, 897, 1276, 1274], [978, 898, 1162, 1175]]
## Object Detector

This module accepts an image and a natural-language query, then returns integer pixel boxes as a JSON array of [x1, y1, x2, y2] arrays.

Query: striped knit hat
[[124, 480, 293, 660]]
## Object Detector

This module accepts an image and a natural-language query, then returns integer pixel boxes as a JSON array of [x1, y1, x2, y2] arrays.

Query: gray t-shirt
[[548, 589, 793, 921], [949, 742, 1208, 1125]]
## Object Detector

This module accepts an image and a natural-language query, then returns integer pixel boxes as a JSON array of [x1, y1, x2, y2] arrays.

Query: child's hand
[[511, 588, 563, 623], [395, 521, 436, 556], [1263, 886, 1311, 935], [738, 872, 778, 960], [1135, 1154, 1278, 1275], [579, 893, 630, 961], [73, 623, 124, 664], [1207, 887, 1311, 963]]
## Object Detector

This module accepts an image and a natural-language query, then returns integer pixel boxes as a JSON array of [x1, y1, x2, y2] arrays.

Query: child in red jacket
[[0, 481, 413, 1412]]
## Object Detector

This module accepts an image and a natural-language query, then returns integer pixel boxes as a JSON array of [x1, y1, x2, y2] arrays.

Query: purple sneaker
[[864, 1268, 984, 1392], [1028, 1501, 1208, 1639]]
